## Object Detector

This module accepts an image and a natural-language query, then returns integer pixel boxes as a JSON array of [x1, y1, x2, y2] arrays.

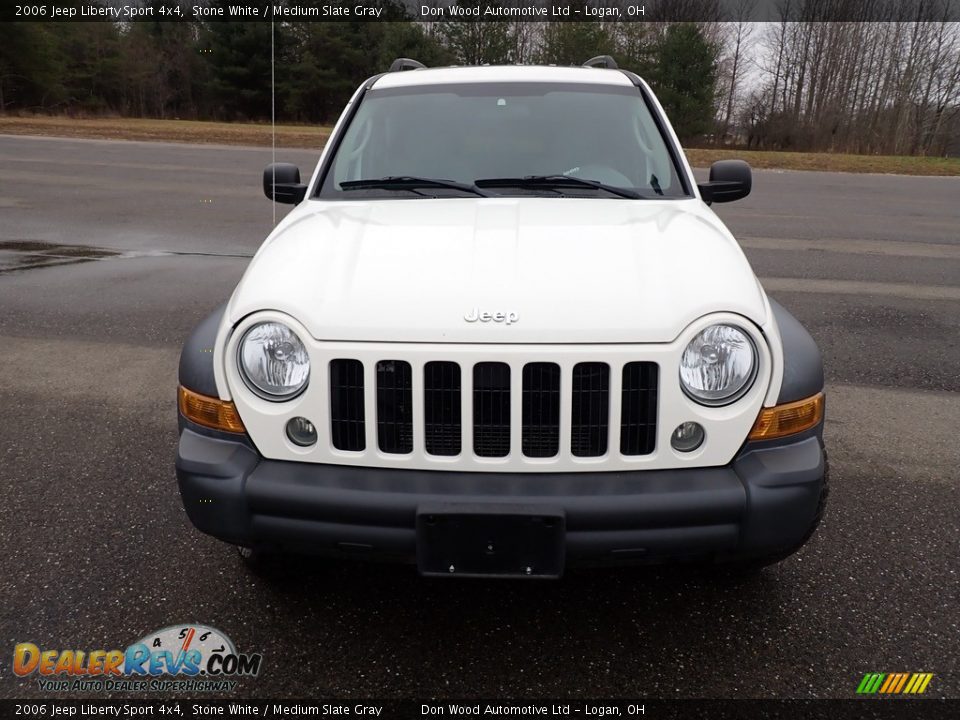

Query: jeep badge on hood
[[464, 308, 520, 325]]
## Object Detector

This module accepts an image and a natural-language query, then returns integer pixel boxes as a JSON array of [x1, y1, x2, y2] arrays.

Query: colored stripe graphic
[[880, 673, 908, 693], [857, 673, 886, 694], [905, 673, 934, 694], [858, 672, 933, 695], [892, 673, 910, 693]]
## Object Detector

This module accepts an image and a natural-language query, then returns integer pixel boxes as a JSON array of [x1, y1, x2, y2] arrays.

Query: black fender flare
[[769, 298, 824, 404], [178, 304, 226, 398]]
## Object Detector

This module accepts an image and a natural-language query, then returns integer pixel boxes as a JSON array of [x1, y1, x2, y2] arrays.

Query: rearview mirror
[[263, 163, 308, 204], [697, 160, 752, 204]]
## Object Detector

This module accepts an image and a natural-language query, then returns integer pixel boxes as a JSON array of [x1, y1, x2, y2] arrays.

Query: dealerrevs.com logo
[[13, 624, 262, 693]]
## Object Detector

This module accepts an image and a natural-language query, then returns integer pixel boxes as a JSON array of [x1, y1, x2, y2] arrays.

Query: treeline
[[0, 3, 719, 141], [1, 0, 959, 155], [736, 9, 960, 155]]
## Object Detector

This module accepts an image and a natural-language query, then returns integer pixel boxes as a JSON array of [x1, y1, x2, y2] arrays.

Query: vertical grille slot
[[424, 361, 461, 456], [571, 362, 609, 457], [473, 362, 511, 457], [522, 363, 560, 457], [330, 359, 365, 451], [376, 360, 412, 454], [620, 362, 659, 456]]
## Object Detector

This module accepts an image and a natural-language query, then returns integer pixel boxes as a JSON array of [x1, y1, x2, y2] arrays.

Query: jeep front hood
[[228, 197, 767, 344]]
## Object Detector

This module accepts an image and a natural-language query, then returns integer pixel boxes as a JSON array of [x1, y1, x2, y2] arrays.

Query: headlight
[[237, 321, 310, 400], [679, 324, 757, 406]]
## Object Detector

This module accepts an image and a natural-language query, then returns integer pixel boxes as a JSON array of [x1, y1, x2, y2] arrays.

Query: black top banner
[[3, 0, 960, 22]]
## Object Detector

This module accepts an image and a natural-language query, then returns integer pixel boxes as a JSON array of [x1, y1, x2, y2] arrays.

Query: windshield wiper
[[340, 176, 489, 197], [475, 175, 645, 199]]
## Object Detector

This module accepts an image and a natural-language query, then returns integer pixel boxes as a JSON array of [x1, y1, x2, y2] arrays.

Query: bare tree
[[717, 0, 756, 143], [748, 2, 960, 155]]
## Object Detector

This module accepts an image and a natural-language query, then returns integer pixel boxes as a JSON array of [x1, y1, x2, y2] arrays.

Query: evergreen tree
[[53, 21, 126, 113], [283, 22, 370, 123], [121, 13, 208, 118], [438, 15, 515, 65], [0, 23, 63, 112], [373, 22, 455, 71], [648, 23, 717, 142], [536, 22, 614, 66], [201, 12, 282, 120], [613, 23, 658, 78]]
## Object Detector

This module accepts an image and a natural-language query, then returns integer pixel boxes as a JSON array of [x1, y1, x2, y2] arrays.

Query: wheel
[[236, 544, 277, 576], [717, 448, 830, 575]]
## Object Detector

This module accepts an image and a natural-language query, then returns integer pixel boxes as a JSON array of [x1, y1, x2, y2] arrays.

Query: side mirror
[[697, 160, 752, 204], [263, 163, 308, 204]]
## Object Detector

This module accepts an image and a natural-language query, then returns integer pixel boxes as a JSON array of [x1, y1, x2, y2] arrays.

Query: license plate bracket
[[416, 503, 565, 578]]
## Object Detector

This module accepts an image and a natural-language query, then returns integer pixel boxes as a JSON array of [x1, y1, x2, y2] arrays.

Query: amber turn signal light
[[178, 386, 246, 434], [748, 392, 824, 441]]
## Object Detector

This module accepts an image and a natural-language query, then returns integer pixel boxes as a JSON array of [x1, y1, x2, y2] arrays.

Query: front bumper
[[176, 425, 826, 569]]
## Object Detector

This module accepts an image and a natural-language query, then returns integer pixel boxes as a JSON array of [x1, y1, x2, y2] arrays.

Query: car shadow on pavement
[[216, 550, 797, 695]]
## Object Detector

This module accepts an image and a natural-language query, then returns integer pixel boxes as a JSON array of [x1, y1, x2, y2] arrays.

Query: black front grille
[[330, 359, 365, 451], [571, 363, 609, 457], [620, 362, 659, 455], [326, 357, 656, 462], [424, 361, 461, 456], [522, 363, 560, 457], [376, 360, 412, 454], [473, 362, 511, 457]]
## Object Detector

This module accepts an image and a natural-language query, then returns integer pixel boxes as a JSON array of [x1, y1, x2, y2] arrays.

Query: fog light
[[671, 422, 705, 452], [285, 417, 317, 447]]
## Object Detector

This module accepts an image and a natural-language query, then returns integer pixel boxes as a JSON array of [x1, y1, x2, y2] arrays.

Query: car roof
[[371, 65, 635, 89]]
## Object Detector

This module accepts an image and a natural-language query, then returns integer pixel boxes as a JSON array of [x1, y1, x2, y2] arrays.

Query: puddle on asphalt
[[0, 240, 120, 257], [0, 240, 252, 273], [0, 240, 122, 273], [0, 240, 187, 273]]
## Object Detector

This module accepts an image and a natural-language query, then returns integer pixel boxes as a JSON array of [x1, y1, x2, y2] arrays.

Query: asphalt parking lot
[[0, 135, 957, 700]]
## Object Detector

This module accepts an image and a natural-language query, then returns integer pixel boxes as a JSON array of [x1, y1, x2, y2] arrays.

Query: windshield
[[318, 82, 689, 199]]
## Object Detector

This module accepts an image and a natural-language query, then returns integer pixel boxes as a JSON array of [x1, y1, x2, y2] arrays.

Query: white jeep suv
[[176, 57, 827, 577]]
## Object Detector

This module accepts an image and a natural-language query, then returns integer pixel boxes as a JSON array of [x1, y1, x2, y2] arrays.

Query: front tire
[[236, 545, 276, 576]]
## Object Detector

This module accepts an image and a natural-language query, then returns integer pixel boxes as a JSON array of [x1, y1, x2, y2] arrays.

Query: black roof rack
[[583, 55, 618, 69], [389, 58, 426, 73]]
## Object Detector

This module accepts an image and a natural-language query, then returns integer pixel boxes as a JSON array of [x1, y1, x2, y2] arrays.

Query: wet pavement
[[0, 135, 957, 701]]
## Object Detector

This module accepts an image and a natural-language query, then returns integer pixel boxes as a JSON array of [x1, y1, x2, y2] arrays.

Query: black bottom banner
[[2, 699, 958, 720]]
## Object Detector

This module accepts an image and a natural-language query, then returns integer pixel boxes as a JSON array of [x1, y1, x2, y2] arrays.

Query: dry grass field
[[2, 116, 958, 176], [0, 116, 332, 148]]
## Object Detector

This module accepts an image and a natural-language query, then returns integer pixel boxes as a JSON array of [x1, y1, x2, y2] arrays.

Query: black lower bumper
[[175, 426, 826, 570]]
